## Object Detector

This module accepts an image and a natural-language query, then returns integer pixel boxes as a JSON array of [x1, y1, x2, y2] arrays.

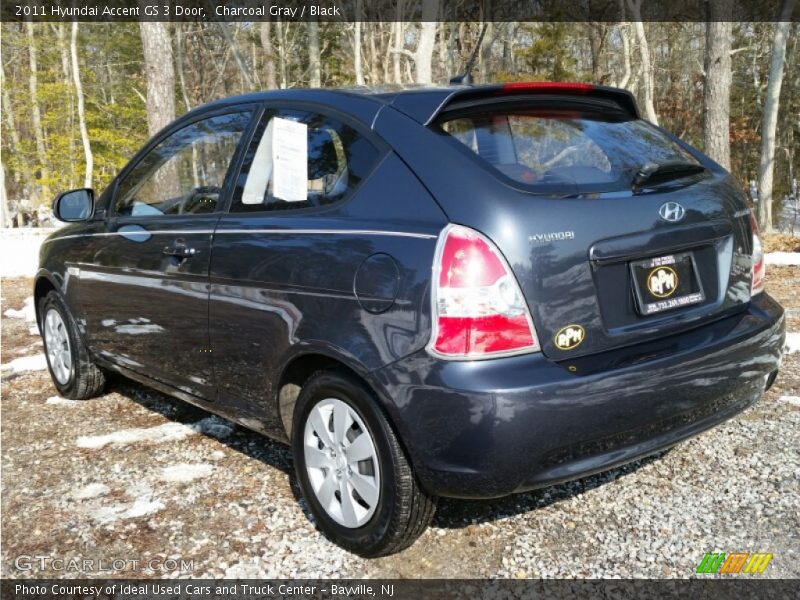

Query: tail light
[[429, 224, 540, 359], [750, 212, 765, 296]]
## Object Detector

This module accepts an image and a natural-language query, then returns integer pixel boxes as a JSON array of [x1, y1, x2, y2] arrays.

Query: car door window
[[232, 108, 379, 212], [115, 111, 253, 217]]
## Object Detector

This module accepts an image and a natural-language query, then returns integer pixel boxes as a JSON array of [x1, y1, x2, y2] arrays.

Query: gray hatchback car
[[38, 82, 784, 555]]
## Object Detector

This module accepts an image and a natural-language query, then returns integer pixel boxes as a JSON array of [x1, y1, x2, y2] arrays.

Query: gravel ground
[[1, 266, 798, 579]]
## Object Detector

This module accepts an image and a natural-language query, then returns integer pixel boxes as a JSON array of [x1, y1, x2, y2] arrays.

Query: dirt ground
[[1, 266, 798, 579]]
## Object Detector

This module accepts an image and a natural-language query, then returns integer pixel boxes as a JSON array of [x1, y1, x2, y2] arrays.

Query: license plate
[[630, 252, 705, 315]]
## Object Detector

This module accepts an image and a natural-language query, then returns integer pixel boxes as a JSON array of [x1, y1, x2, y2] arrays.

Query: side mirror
[[53, 188, 94, 222]]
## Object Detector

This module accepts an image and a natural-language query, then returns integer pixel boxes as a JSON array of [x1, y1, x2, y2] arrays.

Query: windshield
[[436, 108, 701, 193]]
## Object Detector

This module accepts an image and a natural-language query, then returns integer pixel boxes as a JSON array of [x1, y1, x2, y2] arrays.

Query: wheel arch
[[272, 347, 405, 452], [33, 270, 62, 328], [273, 347, 369, 440]]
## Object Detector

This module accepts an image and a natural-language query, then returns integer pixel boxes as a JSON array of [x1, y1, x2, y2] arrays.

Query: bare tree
[[259, 20, 278, 89], [354, 1, 365, 85], [415, 0, 439, 84], [309, 20, 321, 87], [392, 21, 404, 83], [0, 165, 10, 228], [220, 24, 254, 91], [617, 22, 633, 89], [758, 0, 796, 232], [139, 22, 176, 136], [26, 22, 50, 204], [627, 0, 658, 124], [703, 0, 733, 169], [71, 23, 93, 188]]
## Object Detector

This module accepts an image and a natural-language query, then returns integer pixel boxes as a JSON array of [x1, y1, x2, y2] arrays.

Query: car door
[[79, 108, 256, 398], [207, 105, 390, 432]]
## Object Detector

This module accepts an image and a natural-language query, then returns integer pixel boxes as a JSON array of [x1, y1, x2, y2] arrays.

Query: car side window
[[231, 108, 379, 213], [114, 111, 253, 217]]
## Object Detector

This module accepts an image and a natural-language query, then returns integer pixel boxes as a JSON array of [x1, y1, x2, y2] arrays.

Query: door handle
[[162, 242, 197, 259]]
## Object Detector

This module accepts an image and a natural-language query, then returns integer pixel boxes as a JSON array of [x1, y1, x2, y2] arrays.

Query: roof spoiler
[[387, 82, 641, 125]]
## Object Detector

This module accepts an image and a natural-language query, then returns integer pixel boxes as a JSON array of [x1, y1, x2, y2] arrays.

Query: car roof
[[184, 83, 639, 129]]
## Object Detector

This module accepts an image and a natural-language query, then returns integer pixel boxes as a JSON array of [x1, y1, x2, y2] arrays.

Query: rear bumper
[[371, 293, 785, 499]]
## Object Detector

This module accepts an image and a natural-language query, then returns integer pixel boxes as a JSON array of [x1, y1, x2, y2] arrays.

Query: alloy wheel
[[44, 308, 72, 385]]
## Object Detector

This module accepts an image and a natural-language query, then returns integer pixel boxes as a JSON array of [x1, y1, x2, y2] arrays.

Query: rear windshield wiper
[[632, 161, 706, 192]]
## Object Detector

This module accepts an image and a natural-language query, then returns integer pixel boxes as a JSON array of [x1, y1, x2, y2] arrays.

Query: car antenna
[[449, 23, 488, 85]]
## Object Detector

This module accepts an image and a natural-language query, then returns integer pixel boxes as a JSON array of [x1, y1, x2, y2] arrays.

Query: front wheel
[[40, 291, 105, 399], [292, 371, 436, 557]]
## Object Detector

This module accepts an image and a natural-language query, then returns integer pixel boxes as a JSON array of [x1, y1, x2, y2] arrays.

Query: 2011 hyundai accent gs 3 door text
[[36, 82, 785, 556]]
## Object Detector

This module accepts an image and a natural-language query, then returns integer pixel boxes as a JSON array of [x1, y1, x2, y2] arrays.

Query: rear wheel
[[40, 291, 105, 399], [292, 371, 436, 556]]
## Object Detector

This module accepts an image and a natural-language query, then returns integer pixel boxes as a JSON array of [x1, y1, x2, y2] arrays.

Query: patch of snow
[[785, 332, 800, 355], [159, 463, 214, 483], [4, 296, 36, 322], [126, 498, 165, 518], [210, 450, 226, 461], [46, 395, 79, 407], [29, 325, 39, 335], [765, 251, 800, 266], [0, 228, 57, 278], [76, 416, 233, 449], [101, 319, 117, 327], [90, 483, 164, 524], [779, 395, 800, 407], [1, 353, 48, 374], [76, 421, 198, 449], [73, 483, 110, 500]]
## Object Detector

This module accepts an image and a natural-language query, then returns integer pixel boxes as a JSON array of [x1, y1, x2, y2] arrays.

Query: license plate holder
[[630, 252, 705, 315]]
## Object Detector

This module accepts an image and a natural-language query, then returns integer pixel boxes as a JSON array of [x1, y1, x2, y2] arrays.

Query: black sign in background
[[0, 579, 798, 600], [1, 0, 798, 23]]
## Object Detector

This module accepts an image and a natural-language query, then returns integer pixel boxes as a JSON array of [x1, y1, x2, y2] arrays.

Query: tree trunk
[[220, 24, 254, 92], [354, 1, 365, 85], [626, 1, 658, 124], [26, 22, 50, 205], [1, 64, 21, 153], [308, 20, 321, 87], [758, 0, 795, 232], [176, 25, 192, 111], [392, 21, 403, 83], [414, 0, 439, 84], [0, 165, 10, 228], [618, 22, 633, 89], [702, 0, 733, 170], [479, 21, 493, 84], [71, 23, 93, 189], [57, 23, 76, 189], [139, 22, 176, 136], [259, 20, 278, 89]]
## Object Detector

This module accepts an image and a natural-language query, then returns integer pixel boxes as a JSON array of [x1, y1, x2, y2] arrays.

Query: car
[[37, 82, 785, 557]]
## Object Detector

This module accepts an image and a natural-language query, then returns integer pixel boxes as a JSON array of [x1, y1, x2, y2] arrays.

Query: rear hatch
[[378, 84, 756, 359]]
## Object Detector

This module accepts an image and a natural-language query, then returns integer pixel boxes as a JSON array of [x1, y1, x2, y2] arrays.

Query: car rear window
[[436, 107, 700, 193]]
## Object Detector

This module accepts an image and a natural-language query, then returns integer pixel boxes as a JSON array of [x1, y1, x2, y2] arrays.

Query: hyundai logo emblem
[[659, 202, 686, 222]]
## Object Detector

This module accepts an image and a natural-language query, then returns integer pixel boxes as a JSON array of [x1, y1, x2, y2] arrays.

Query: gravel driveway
[[1, 268, 798, 579]]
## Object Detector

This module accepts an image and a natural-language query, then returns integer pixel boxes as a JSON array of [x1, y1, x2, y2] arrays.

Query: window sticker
[[271, 117, 308, 202], [241, 119, 274, 204]]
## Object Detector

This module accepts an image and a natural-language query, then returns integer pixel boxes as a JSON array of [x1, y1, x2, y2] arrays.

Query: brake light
[[750, 212, 765, 296], [430, 224, 539, 359], [500, 82, 594, 94]]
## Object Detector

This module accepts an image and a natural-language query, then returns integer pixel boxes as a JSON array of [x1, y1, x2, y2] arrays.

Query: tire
[[292, 370, 436, 557], [39, 291, 105, 399]]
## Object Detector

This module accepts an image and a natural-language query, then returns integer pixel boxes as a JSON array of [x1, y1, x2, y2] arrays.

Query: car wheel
[[292, 371, 436, 557], [40, 291, 105, 399]]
